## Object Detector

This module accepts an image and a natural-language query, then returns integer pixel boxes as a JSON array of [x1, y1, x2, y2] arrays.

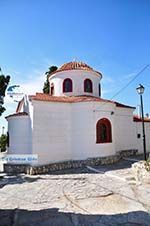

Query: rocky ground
[[0, 157, 150, 226]]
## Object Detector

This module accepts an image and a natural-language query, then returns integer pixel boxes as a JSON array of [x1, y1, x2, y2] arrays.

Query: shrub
[[145, 158, 150, 172], [0, 134, 7, 152]]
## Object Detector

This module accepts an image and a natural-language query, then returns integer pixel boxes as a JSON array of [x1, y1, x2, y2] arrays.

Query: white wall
[[71, 102, 116, 160], [7, 116, 32, 155], [49, 70, 101, 97], [8, 98, 145, 166], [134, 121, 150, 153], [32, 100, 116, 165], [32, 100, 72, 165], [113, 107, 137, 152]]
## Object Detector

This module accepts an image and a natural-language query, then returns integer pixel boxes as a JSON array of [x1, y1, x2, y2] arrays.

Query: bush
[[0, 134, 7, 152]]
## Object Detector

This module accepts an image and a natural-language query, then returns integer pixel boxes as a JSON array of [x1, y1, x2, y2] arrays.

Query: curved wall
[[7, 116, 32, 155], [49, 70, 102, 97]]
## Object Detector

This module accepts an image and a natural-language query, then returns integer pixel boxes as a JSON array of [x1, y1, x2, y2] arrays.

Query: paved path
[[0, 159, 150, 225]]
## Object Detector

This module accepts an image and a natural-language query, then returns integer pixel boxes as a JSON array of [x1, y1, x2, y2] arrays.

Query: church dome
[[49, 61, 102, 98], [49, 61, 102, 77]]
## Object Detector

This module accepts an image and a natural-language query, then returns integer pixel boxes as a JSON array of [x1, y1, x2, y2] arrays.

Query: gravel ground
[[0, 157, 150, 226]]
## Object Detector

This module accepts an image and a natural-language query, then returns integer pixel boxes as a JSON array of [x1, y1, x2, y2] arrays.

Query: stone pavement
[[0, 158, 150, 226]]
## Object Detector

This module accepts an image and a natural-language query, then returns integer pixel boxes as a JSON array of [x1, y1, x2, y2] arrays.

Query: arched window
[[63, 78, 73, 93], [84, 79, 93, 93], [96, 118, 112, 143], [99, 83, 101, 97], [50, 83, 54, 96]]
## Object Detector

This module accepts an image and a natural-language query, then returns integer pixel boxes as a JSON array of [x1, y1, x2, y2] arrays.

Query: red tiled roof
[[5, 112, 28, 119], [114, 102, 135, 109], [16, 98, 24, 113], [30, 93, 135, 109], [48, 61, 102, 77], [133, 115, 150, 122], [60, 61, 93, 71]]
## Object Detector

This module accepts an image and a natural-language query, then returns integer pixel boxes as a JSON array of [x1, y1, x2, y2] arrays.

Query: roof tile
[[5, 112, 28, 119], [30, 93, 135, 109], [133, 115, 150, 122], [49, 61, 102, 77]]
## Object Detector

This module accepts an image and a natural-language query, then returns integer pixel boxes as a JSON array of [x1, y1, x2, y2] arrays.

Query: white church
[[6, 61, 150, 167]]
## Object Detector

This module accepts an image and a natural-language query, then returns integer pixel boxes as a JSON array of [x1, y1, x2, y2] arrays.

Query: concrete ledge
[[4, 149, 138, 175]]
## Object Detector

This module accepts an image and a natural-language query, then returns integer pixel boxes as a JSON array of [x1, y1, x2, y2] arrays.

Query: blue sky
[[0, 0, 150, 133]]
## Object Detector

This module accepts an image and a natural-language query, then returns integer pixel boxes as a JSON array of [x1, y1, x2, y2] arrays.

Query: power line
[[109, 64, 150, 101], [94, 64, 150, 112]]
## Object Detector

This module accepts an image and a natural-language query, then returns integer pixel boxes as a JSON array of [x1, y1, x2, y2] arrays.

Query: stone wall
[[4, 149, 138, 175], [4, 164, 28, 174], [117, 149, 138, 158]]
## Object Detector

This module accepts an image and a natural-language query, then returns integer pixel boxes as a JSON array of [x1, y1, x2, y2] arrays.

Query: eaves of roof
[[5, 112, 28, 120], [29, 93, 135, 109]]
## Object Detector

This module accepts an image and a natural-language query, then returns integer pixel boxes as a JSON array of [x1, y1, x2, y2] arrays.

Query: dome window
[[63, 78, 73, 93], [84, 79, 93, 93]]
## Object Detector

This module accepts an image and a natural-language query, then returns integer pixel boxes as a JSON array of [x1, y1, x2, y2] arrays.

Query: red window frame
[[63, 78, 73, 93], [96, 118, 112, 143], [84, 79, 93, 93]]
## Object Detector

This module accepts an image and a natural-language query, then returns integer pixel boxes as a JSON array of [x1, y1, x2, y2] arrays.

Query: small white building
[[6, 61, 150, 166]]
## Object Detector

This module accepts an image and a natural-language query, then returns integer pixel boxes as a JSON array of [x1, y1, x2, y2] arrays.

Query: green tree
[[0, 134, 7, 152], [43, 66, 58, 94], [0, 68, 10, 116]]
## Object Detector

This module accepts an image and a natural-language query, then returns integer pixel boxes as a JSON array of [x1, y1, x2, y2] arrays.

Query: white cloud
[[0, 102, 18, 134], [20, 74, 44, 95], [0, 58, 60, 134], [102, 69, 138, 98], [123, 72, 136, 80], [4, 72, 45, 105], [0, 68, 47, 133], [102, 88, 115, 95], [102, 75, 115, 84]]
